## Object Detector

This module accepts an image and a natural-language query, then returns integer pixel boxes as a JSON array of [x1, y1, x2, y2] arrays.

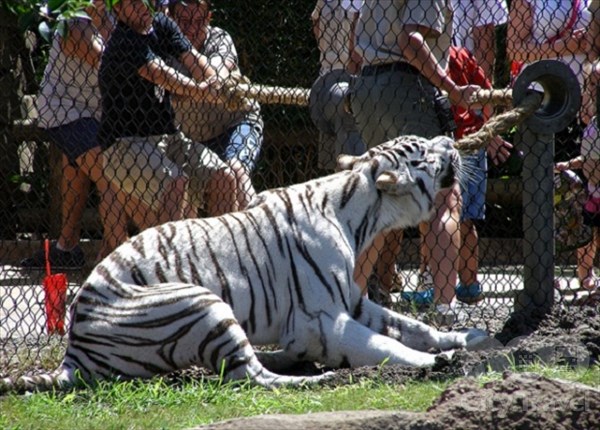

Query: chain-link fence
[[1, 0, 599, 377]]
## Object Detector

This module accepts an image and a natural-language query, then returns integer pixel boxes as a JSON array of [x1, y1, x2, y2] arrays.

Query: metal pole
[[511, 60, 581, 316], [514, 128, 555, 313]]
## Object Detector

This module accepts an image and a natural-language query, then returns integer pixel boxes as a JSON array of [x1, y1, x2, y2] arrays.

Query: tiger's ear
[[375, 170, 414, 195], [336, 154, 361, 172]]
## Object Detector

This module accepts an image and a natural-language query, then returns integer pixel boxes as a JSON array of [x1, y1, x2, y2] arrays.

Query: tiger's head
[[337, 135, 462, 224]]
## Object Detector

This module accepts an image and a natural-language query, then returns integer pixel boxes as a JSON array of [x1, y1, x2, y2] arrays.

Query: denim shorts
[[203, 121, 263, 172], [44, 117, 100, 166], [460, 149, 487, 222]]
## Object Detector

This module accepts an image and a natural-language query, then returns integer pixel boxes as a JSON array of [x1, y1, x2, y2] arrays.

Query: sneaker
[[430, 302, 468, 326], [456, 282, 484, 304], [432, 303, 455, 325], [20, 242, 85, 269], [417, 267, 434, 292], [388, 272, 403, 293], [401, 287, 434, 305]]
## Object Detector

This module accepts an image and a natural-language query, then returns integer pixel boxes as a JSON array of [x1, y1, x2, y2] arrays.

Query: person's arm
[[589, 0, 600, 60], [61, 19, 104, 68], [556, 155, 585, 171], [347, 10, 362, 74], [507, 0, 589, 63], [180, 30, 238, 82], [397, 24, 481, 108], [137, 57, 219, 103], [310, 1, 323, 43], [506, 0, 535, 63], [208, 31, 240, 76], [471, 23, 496, 82], [179, 47, 225, 81]]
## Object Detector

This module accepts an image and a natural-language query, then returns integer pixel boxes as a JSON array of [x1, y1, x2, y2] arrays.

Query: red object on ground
[[42, 239, 67, 335]]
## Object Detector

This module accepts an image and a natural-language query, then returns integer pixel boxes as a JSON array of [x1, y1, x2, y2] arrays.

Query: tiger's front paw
[[434, 350, 456, 369], [458, 328, 489, 351]]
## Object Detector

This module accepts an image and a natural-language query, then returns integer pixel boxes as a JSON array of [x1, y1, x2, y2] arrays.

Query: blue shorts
[[460, 149, 487, 222], [44, 117, 100, 166], [203, 121, 263, 172]]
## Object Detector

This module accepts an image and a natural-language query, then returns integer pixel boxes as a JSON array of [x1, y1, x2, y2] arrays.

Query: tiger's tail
[[0, 366, 76, 395]]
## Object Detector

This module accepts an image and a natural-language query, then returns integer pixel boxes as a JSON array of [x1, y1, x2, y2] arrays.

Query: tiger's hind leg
[[193, 300, 334, 387], [71, 282, 331, 388], [353, 298, 487, 352]]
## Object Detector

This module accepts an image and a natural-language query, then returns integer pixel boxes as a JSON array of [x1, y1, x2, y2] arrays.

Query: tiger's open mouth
[[440, 159, 456, 188]]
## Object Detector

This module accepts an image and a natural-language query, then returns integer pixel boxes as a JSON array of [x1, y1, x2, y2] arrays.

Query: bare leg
[[122, 190, 159, 231], [423, 184, 462, 304], [577, 226, 599, 290], [419, 221, 430, 276], [375, 229, 403, 293], [58, 155, 89, 250], [206, 167, 239, 216], [159, 177, 188, 223], [354, 232, 384, 294], [229, 159, 256, 209], [458, 219, 479, 286], [120, 178, 187, 229], [77, 149, 129, 260]]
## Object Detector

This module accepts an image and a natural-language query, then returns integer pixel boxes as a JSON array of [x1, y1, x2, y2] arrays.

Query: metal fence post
[[511, 60, 581, 315]]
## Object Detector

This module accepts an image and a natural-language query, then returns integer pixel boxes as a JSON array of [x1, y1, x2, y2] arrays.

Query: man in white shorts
[[98, 0, 238, 229]]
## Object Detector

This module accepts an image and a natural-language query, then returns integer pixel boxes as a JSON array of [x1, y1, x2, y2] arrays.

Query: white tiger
[[1, 135, 485, 394]]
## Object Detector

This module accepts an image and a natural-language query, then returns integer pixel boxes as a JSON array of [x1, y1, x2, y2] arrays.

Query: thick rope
[[225, 78, 542, 151], [232, 83, 311, 106], [454, 91, 543, 151], [468, 88, 514, 107]]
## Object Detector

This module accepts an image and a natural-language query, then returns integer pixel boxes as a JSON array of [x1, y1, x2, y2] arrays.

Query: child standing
[[556, 118, 600, 292]]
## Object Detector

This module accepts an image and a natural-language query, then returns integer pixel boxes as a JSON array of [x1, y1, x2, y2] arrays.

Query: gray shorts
[[350, 68, 443, 148], [103, 133, 226, 211], [310, 70, 366, 170]]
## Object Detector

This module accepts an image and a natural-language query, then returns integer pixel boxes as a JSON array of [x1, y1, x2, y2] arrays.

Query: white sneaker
[[430, 302, 467, 326], [433, 303, 455, 326], [417, 267, 434, 292]]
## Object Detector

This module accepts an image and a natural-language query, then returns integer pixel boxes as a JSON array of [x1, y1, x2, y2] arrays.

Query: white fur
[[1, 135, 485, 394]]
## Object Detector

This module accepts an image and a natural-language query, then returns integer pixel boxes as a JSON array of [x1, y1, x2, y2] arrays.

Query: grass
[[1, 363, 599, 430], [0, 375, 447, 430]]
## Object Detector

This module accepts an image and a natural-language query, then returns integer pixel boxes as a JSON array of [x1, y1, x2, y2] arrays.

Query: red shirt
[[448, 46, 492, 139]]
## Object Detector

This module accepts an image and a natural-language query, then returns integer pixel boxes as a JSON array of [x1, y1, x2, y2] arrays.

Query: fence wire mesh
[[1, 0, 599, 377]]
